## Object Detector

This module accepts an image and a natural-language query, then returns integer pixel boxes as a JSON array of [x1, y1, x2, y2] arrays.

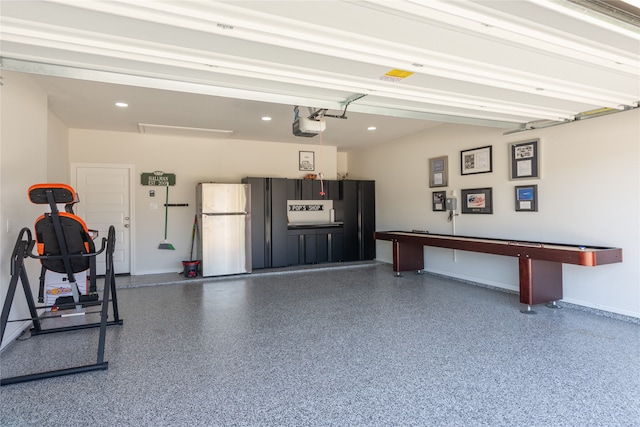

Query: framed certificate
[[429, 156, 448, 187], [515, 185, 538, 211], [461, 187, 493, 214], [509, 139, 540, 180], [432, 190, 446, 211], [461, 146, 492, 175]]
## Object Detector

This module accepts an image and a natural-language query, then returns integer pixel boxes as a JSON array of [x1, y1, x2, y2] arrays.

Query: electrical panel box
[[446, 197, 457, 211]]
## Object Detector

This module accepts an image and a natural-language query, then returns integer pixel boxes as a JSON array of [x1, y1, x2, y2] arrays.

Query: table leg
[[392, 241, 424, 274], [518, 258, 563, 306]]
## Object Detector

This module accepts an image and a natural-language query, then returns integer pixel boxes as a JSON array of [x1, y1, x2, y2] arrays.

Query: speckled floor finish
[[1, 263, 638, 426]]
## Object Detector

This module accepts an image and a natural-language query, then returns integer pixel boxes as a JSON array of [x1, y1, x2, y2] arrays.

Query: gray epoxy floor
[[1, 263, 639, 426]]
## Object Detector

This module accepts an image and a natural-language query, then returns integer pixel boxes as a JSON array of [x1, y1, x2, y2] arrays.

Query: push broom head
[[158, 239, 175, 250]]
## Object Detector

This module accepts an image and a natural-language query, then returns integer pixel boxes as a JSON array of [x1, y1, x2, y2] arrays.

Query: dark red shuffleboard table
[[374, 231, 622, 313]]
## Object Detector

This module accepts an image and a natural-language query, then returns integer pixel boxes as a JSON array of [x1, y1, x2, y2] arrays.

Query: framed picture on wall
[[461, 145, 492, 175], [509, 139, 540, 180], [461, 187, 493, 214], [429, 155, 448, 187], [432, 190, 446, 211], [299, 151, 315, 171], [515, 185, 538, 211]]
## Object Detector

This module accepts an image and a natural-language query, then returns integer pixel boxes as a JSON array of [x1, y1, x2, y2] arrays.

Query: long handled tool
[[189, 214, 197, 261], [158, 185, 175, 250]]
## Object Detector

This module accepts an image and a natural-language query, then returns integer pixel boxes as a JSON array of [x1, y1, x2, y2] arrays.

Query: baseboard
[[0, 320, 31, 352]]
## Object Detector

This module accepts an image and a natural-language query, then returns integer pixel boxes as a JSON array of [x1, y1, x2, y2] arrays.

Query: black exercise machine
[[0, 183, 123, 386]]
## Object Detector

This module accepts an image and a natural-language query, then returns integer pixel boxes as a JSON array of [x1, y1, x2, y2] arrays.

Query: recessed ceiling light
[[367, 126, 377, 131], [261, 116, 272, 121], [115, 102, 128, 108]]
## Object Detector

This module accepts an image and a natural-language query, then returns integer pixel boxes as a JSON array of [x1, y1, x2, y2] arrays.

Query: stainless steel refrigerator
[[196, 183, 251, 276]]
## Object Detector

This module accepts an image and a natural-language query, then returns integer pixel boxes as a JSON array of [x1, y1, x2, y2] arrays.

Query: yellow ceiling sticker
[[380, 69, 414, 82]]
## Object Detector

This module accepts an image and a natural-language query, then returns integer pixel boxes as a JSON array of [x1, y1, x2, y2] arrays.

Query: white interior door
[[73, 165, 132, 275]]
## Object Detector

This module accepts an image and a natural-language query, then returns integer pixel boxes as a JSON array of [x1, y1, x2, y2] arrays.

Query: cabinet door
[[337, 180, 375, 261], [287, 233, 301, 266], [304, 233, 317, 264], [287, 179, 301, 200], [360, 180, 376, 260], [270, 178, 289, 267], [301, 180, 314, 200], [331, 231, 345, 262], [315, 231, 329, 264], [340, 180, 359, 261], [326, 180, 339, 201], [242, 177, 266, 269]]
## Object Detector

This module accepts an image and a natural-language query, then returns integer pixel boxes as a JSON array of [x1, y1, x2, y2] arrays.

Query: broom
[[189, 214, 198, 261], [159, 185, 175, 250]]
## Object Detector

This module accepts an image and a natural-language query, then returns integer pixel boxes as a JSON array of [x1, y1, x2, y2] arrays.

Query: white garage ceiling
[[1, 0, 639, 151]]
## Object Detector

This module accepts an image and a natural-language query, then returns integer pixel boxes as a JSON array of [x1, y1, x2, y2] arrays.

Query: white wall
[[68, 129, 338, 274], [47, 111, 69, 182], [0, 72, 51, 348], [348, 109, 640, 318], [337, 152, 348, 179]]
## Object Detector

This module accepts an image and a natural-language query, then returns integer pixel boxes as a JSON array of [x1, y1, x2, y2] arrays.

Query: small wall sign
[[141, 171, 176, 186], [289, 204, 324, 211]]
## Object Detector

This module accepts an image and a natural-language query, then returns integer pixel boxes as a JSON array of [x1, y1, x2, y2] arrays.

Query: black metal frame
[[509, 139, 540, 180], [461, 187, 493, 214], [515, 184, 538, 212], [432, 190, 447, 212], [0, 187, 122, 386]]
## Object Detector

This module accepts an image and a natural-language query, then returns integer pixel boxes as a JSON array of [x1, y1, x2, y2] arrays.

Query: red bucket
[[182, 260, 200, 278]]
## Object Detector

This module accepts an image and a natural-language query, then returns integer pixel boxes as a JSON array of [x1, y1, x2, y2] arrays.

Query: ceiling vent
[[138, 123, 234, 139]]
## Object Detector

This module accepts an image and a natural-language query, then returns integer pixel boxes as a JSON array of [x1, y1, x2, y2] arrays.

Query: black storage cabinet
[[242, 177, 289, 269], [244, 177, 374, 269], [337, 180, 376, 261], [287, 226, 345, 265]]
